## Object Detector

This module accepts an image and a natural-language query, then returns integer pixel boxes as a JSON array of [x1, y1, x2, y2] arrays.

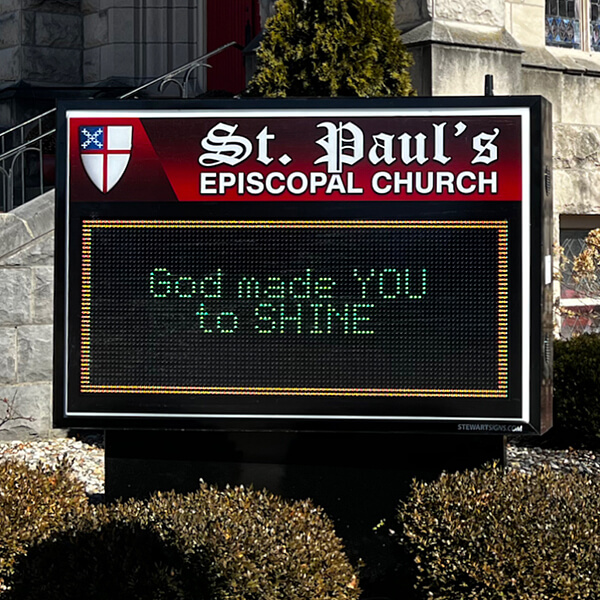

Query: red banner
[[69, 110, 523, 203]]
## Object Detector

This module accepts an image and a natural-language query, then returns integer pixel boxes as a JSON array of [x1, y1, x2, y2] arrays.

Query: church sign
[[53, 97, 553, 434]]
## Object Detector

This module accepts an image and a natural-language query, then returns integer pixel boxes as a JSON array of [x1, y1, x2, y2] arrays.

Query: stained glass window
[[546, 0, 581, 48], [591, 0, 600, 50]]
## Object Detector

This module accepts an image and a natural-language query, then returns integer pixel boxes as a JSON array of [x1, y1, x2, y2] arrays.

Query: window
[[546, 0, 581, 48], [546, 0, 600, 51], [591, 0, 600, 49], [559, 216, 600, 338]]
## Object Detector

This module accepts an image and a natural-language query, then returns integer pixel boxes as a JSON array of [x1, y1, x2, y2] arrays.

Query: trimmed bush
[[145, 485, 360, 599], [0, 460, 90, 590], [553, 333, 600, 444], [7, 484, 360, 600], [397, 464, 600, 599], [247, 0, 414, 98], [5, 509, 206, 600]]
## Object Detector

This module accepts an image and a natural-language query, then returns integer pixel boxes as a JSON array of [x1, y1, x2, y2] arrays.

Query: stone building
[[0, 0, 598, 437], [0, 0, 269, 129], [396, 0, 600, 338]]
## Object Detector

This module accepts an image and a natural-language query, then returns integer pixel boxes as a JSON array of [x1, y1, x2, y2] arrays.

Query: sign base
[[105, 430, 506, 596]]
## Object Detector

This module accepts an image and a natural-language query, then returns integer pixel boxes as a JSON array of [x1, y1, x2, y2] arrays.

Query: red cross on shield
[[79, 125, 133, 193]]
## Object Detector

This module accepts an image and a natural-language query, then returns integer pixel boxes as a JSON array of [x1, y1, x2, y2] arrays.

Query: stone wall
[[0, 190, 55, 440], [82, 0, 200, 88], [0, 0, 82, 85], [0, 0, 204, 92], [397, 0, 600, 234]]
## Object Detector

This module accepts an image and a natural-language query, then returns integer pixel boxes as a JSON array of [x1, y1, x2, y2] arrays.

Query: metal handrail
[[121, 41, 241, 100], [0, 41, 241, 211], [0, 108, 56, 138]]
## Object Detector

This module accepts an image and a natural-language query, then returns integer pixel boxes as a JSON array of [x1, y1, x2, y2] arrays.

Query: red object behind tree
[[207, 0, 260, 94]]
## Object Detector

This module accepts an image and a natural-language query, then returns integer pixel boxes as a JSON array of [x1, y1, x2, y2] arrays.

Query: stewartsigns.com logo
[[79, 125, 133, 193]]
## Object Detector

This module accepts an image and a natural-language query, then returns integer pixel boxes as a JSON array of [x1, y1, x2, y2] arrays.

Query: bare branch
[[0, 391, 34, 431]]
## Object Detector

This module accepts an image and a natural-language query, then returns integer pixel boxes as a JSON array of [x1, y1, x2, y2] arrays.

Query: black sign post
[[54, 97, 553, 592]]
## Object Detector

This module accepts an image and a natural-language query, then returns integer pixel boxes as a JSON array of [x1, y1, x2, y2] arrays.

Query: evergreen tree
[[247, 0, 415, 97]]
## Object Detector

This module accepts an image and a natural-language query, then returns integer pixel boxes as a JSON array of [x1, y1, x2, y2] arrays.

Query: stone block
[[0, 383, 52, 440], [434, 0, 504, 27], [11, 190, 55, 240], [22, 46, 82, 83], [175, 7, 196, 44], [561, 74, 600, 126], [22, 9, 36, 45], [98, 42, 114, 79], [0, 327, 17, 384], [17, 324, 53, 383], [0, 232, 55, 267], [35, 11, 82, 48], [0, 11, 20, 49], [108, 7, 134, 43], [553, 169, 600, 214], [0, 269, 32, 326], [144, 42, 170, 78], [395, 0, 430, 29], [431, 45, 522, 96], [259, 0, 277, 25], [84, 11, 108, 48], [0, 214, 34, 263], [509, 3, 545, 48], [32, 266, 54, 324], [406, 44, 432, 95], [98, 0, 135, 8], [143, 0, 197, 7], [0, 1, 19, 15], [553, 124, 600, 170], [0, 0, 20, 15], [521, 67, 563, 122], [82, 0, 101, 14], [0, 46, 20, 81], [83, 46, 101, 83], [22, 0, 80, 15], [100, 43, 135, 80], [0, 101, 14, 130], [172, 43, 194, 71]]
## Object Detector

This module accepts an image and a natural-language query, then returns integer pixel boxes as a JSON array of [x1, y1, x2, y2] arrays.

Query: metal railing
[[0, 41, 241, 212], [0, 110, 56, 212]]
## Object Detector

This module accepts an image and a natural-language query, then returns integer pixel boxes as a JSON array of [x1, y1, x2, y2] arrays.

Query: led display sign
[[54, 98, 553, 433]]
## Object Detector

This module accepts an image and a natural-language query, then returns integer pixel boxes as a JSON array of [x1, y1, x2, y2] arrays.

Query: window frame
[[546, 0, 600, 51], [558, 215, 600, 337]]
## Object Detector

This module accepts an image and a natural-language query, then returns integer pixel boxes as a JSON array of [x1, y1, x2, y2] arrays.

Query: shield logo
[[79, 125, 133, 193]]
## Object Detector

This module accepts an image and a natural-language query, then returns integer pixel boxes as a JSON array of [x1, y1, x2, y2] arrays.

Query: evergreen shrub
[[7, 484, 360, 600], [247, 0, 415, 98], [553, 333, 600, 444], [0, 460, 89, 590], [397, 464, 600, 599]]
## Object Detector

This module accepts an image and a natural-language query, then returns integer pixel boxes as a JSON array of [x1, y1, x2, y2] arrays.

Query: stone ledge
[[0, 190, 55, 264], [0, 231, 54, 267], [522, 45, 600, 76], [402, 20, 523, 54]]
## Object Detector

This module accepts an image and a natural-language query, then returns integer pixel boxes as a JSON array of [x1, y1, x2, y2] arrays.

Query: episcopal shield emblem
[[79, 125, 133, 193]]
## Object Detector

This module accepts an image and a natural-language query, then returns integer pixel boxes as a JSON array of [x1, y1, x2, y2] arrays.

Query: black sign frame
[[53, 96, 553, 434]]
